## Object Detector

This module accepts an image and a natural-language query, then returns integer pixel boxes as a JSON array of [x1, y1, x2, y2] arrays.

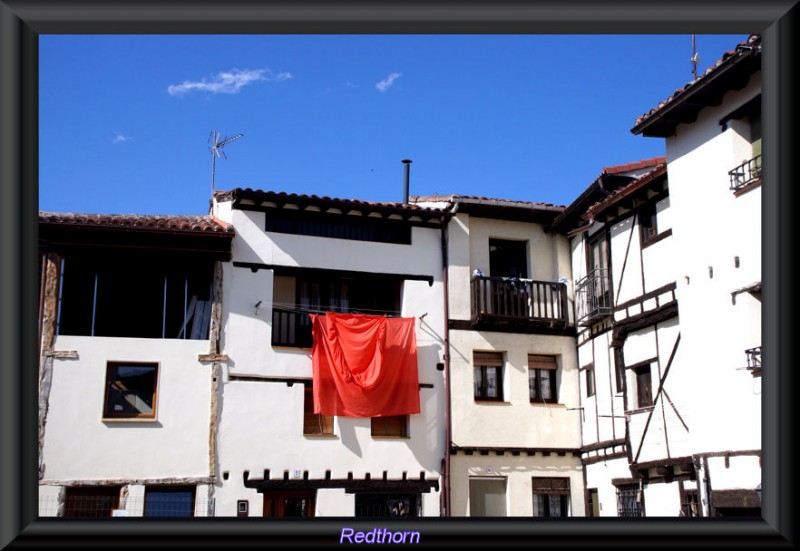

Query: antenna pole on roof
[[209, 130, 244, 194], [690, 34, 699, 81]]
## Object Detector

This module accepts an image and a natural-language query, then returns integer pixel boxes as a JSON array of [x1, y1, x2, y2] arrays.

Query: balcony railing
[[729, 154, 762, 191], [272, 308, 315, 348], [575, 268, 613, 325], [471, 275, 569, 327], [745, 346, 761, 377]]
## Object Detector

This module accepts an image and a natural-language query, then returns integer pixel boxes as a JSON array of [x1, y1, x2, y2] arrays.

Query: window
[[469, 478, 507, 516], [264, 208, 412, 244], [103, 362, 158, 420], [489, 239, 528, 278], [584, 365, 595, 398], [616, 483, 644, 517], [355, 494, 419, 517], [635, 364, 653, 408], [63, 486, 121, 518], [371, 415, 408, 438], [144, 486, 196, 517], [680, 484, 699, 518], [532, 477, 571, 517], [474, 351, 504, 401], [587, 488, 600, 517], [303, 385, 334, 436], [263, 490, 316, 517], [639, 203, 658, 245], [57, 253, 214, 340], [529, 354, 558, 403]]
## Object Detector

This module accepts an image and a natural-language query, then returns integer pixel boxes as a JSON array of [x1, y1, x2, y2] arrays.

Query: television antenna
[[209, 130, 244, 192], [690, 34, 700, 81]]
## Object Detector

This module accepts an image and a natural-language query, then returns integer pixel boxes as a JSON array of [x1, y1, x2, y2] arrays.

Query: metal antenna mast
[[690, 34, 699, 81], [209, 130, 244, 192]]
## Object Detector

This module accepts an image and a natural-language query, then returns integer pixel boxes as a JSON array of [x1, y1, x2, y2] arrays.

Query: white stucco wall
[[449, 330, 581, 449], [212, 201, 446, 516], [664, 73, 762, 459], [450, 454, 584, 517], [42, 336, 212, 481]]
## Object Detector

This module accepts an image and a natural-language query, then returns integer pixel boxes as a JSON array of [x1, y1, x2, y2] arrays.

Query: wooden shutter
[[303, 386, 333, 435], [528, 355, 558, 370], [531, 477, 571, 495], [371, 415, 408, 437], [474, 351, 504, 367]]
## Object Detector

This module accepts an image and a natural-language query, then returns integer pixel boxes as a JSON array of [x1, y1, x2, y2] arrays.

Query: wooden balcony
[[470, 276, 570, 331]]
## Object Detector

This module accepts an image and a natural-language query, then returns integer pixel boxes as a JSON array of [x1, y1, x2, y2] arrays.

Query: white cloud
[[376, 72, 402, 92], [167, 68, 293, 96], [112, 132, 132, 143]]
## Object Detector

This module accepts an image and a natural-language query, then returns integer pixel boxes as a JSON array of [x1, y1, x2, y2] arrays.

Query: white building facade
[[412, 196, 584, 517], [631, 34, 762, 517], [37, 213, 234, 517], [209, 189, 449, 517]]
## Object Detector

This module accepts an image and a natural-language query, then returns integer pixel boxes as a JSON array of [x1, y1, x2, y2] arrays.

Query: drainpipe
[[440, 202, 458, 517]]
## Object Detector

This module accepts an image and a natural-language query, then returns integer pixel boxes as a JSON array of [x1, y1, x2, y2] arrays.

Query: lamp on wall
[[254, 300, 262, 316]]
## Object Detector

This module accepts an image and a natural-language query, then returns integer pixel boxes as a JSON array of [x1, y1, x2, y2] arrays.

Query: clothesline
[[270, 301, 406, 317]]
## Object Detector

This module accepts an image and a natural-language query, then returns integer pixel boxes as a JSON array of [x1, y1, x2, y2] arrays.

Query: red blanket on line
[[310, 313, 420, 417]]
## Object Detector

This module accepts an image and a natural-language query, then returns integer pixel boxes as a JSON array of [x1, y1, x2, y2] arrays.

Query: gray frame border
[[1, 1, 796, 548]]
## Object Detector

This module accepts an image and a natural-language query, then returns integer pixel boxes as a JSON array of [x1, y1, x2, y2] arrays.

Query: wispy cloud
[[112, 132, 132, 143], [375, 72, 402, 92], [167, 68, 293, 96]]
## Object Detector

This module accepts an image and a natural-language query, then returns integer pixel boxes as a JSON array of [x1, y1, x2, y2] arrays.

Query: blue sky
[[39, 34, 750, 215]]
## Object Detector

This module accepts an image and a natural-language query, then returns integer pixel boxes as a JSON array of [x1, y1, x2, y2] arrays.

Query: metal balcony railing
[[575, 268, 613, 325], [729, 154, 762, 191], [745, 346, 761, 376], [272, 308, 315, 348], [471, 275, 569, 326]]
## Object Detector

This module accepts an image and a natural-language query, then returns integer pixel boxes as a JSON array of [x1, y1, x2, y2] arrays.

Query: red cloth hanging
[[310, 312, 420, 417]]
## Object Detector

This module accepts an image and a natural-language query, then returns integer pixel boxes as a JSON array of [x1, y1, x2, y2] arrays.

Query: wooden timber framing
[[38, 252, 61, 480], [228, 373, 433, 389], [243, 470, 439, 494], [631, 333, 681, 465], [40, 476, 215, 486], [448, 319, 576, 337], [232, 261, 435, 286], [450, 445, 581, 458], [207, 261, 224, 516]]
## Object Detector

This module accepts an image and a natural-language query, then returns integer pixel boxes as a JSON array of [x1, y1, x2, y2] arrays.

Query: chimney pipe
[[402, 159, 412, 204]]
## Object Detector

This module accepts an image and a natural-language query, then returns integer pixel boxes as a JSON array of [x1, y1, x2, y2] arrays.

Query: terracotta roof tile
[[409, 194, 565, 210], [38, 212, 234, 235], [602, 156, 667, 175], [215, 188, 445, 214], [586, 163, 668, 218]]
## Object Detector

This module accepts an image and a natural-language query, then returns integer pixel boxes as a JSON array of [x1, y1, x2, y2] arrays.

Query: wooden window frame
[[528, 354, 558, 404], [639, 203, 658, 246], [489, 238, 529, 279], [102, 361, 159, 420], [635, 364, 654, 408], [584, 364, 596, 398], [371, 415, 409, 438], [474, 351, 504, 402], [532, 477, 571, 518], [303, 385, 334, 436]]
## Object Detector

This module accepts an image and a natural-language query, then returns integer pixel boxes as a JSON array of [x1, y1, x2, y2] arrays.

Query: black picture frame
[[1, 1, 795, 548]]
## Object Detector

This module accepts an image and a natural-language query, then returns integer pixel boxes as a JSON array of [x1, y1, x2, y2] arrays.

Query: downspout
[[440, 203, 458, 517]]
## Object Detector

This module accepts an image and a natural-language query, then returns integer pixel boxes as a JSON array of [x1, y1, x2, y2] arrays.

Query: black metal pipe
[[402, 159, 412, 204]]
